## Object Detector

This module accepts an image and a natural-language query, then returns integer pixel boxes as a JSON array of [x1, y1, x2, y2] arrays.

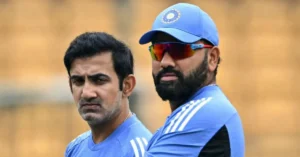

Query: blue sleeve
[[144, 97, 244, 157], [144, 129, 218, 157], [64, 142, 72, 157], [64, 131, 91, 157]]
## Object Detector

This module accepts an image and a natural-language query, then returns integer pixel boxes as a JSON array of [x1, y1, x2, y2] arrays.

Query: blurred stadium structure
[[0, 0, 299, 156]]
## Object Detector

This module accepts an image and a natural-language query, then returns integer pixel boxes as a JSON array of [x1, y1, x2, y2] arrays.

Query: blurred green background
[[0, 0, 299, 156]]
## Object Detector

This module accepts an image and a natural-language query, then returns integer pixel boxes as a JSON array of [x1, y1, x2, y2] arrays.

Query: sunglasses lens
[[150, 43, 194, 61], [150, 44, 165, 61]]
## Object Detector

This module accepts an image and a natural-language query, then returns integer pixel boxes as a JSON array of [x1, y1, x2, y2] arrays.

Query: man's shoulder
[[65, 130, 91, 155], [118, 116, 152, 145], [117, 116, 152, 157], [163, 95, 237, 134], [130, 117, 152, 135]]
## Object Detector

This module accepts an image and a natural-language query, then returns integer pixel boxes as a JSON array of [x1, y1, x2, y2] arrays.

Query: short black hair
[[63, 32, 134, 90]]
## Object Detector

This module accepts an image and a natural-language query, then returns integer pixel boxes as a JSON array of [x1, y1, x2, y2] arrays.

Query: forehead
[[70, 52, 114, 76], [151, 32, 180, 43]]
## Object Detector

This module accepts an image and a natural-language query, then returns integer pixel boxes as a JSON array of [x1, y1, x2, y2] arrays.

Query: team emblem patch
[[162, 9, 180, 24]]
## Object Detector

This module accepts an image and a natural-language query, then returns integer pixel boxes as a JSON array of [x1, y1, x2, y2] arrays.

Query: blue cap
[[139, 3, 219, 46]]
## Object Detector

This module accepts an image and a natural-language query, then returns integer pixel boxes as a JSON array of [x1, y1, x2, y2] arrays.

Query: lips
[[162, 72, 177, 76], [160, 72, 178, 81], [80, 103, 101, 109]]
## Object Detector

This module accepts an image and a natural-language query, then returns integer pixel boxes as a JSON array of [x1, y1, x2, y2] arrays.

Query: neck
[[169, 79, 216, 112], [89, 99, 131, 144]]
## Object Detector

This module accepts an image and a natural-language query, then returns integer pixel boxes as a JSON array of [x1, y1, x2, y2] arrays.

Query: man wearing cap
[[139, 3, 245, 157]]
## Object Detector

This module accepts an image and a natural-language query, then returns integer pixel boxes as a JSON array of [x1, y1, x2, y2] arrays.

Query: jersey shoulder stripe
[[130, 137, 149, 157], [164, 97, 212, 134]]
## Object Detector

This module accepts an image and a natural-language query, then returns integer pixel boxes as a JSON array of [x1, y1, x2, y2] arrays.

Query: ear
[[122, 74, 136, 97], [207, 47, 220, 73], [69, 77, 73, 93]]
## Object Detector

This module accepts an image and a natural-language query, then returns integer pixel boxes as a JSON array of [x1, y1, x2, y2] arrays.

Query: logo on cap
[[162, 9, 180, 24]]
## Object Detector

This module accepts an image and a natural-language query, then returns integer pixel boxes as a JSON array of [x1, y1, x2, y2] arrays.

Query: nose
[[160, 52, 175, 68], [81, 82, 97, 100]]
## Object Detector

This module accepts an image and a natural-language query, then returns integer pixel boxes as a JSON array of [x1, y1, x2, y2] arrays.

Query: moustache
[[155, 66, 184, 83], [79, 98, 102, 106]]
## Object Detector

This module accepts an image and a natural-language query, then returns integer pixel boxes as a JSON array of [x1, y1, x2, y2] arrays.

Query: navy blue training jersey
[[144, 85, 245, 157], [65, 114, 152, 157]]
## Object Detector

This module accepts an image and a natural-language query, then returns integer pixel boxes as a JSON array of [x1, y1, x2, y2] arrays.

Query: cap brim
[[139, 28, 201, 45]]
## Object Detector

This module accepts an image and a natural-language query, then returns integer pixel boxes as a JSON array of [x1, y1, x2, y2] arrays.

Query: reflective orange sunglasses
[[148, 42, 213, 61]]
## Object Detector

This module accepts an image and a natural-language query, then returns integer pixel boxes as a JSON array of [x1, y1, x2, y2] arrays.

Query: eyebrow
[[88, 73, 110, 80], [70, 75, 82, 80], [70, 73, 110, 80]]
